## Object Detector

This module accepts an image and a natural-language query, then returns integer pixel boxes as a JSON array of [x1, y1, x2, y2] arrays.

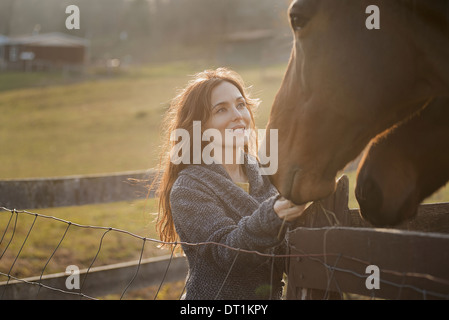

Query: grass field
[[1, 61, 448, 298], [0, 61, 281, 179]]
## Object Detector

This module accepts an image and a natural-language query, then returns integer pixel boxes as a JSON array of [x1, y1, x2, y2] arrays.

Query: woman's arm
[[170, 182, 288, 271]]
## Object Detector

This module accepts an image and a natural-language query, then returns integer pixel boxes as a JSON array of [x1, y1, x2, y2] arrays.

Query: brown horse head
[[267, 0, 449, 205], [356, 97, 449, 226]]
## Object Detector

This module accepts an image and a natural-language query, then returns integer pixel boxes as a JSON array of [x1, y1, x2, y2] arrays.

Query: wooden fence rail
[[1, 171, 448, 299], [286, 175, 449, 300], [0, 255, 188, 300], [0, 170, 156, 209]]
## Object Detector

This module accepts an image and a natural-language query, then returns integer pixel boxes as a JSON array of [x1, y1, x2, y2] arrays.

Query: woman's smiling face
[[204, 81, 252, 149]]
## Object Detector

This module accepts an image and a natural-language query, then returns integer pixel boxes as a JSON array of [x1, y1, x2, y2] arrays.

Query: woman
[[154, 67, 306, 300]]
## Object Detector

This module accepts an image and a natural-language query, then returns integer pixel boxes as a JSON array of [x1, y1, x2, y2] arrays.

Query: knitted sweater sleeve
[[170, 176, 289, 271]]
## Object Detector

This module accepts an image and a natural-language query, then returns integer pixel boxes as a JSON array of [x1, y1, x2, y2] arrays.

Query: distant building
[[0, 35, 9, 71], [217, 29, 291, 67], [217, 29, 274, 66], [0, 32, 89, 72]]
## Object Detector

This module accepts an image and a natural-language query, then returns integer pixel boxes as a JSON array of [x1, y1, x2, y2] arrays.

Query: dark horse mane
[[398, 0, 449, 34]]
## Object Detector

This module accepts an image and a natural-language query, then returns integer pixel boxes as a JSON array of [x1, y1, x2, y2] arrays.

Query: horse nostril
[[357, 177, 376, 201], [356, 177, 384, 222]]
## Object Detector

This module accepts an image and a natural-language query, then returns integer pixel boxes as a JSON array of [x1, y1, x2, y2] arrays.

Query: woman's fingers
[[274, 197, 293, 211], [274, 198, 311, 222], [281, 203, 307, 221]]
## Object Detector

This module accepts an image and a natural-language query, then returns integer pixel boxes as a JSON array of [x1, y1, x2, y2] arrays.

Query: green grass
[[0, 71, 71, 93], [0, 61, 282, 179], [0, 198, 166, 279], [0, 68, 184, 178]]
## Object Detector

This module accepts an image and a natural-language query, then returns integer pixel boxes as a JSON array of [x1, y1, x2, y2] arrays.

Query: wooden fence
[[0, 171, 448, 299], [0, 170, 191, 300], [286, 176, 449, 300]]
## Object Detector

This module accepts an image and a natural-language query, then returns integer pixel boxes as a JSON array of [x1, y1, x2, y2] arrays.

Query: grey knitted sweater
[[170, 154, 291, 300]]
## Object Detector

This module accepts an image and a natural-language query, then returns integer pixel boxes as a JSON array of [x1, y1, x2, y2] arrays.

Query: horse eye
[[290, 14, 309, 31]]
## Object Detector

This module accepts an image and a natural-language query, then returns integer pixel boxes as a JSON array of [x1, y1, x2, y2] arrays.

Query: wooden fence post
[[286, 175, 350, 299]]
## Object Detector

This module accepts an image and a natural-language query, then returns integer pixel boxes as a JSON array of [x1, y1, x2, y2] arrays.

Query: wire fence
[[0, 205, 333, 300], [0, 206, 184, 300], [1, 204, 448, 300], [286, 229, 449, 300]]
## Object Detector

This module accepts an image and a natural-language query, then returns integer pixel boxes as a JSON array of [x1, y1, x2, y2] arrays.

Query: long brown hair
[[153, 67, 260, 246]]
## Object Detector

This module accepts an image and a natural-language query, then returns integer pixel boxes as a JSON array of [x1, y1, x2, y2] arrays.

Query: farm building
[[0, 32, 89, 72], [217, 29, 291, 67], [0, 35, 9, 71]]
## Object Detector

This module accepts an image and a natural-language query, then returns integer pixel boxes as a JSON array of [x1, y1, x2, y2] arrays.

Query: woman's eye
[[237, 103, 246, 109], [290, 14, 309, 31]]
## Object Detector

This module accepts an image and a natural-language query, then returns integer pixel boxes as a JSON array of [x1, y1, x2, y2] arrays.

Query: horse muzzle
[[356, 174, 419, 227], [286, 167, 337, 205]]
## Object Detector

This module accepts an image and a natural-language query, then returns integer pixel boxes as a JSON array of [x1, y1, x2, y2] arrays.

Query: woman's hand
[[273, 197, 309, 222]]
